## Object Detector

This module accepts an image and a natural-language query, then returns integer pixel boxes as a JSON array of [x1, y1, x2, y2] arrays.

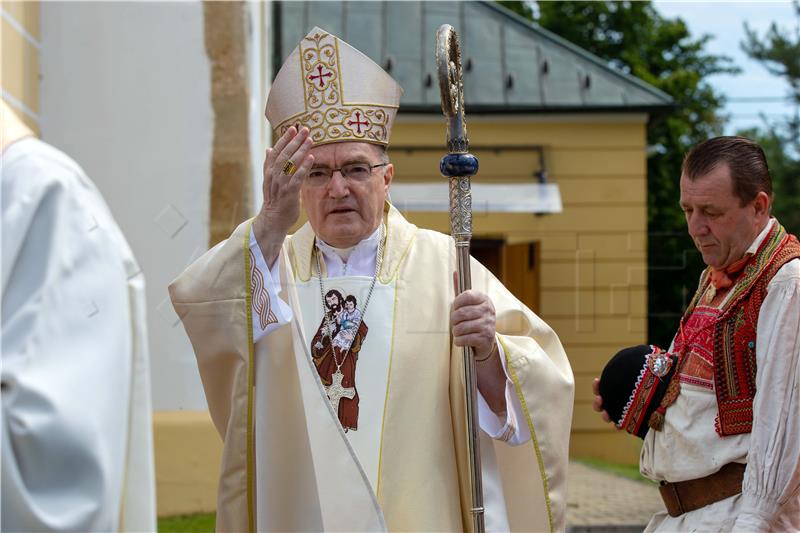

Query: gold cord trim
[[499, 337, 555, 533], [243, 221, 256, 533]]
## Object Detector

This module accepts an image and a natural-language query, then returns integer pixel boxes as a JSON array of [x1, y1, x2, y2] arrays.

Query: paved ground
[[566, 461, 664, 533]]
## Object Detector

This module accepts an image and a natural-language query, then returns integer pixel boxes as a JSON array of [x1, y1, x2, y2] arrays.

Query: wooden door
[[471, 240, 540, 315]]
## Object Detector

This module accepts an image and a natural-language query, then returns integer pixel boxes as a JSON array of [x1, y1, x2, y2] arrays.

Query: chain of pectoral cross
[[315, 224, 386, 412]]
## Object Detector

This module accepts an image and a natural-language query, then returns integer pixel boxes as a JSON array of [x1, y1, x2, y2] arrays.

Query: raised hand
[[253, 127, 314, 266]]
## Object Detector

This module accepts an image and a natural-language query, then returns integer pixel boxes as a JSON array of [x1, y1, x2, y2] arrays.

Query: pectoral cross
[[326, 370, 355, 413]]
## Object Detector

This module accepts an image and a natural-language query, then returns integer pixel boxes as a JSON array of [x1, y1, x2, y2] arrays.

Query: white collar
[[315, 225, 382, 262], [313, 225, 384, 278], [746, 218, 775, 255]]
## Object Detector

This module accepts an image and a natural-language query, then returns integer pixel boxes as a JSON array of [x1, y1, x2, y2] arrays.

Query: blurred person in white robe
[[1, 100, 156, 532]]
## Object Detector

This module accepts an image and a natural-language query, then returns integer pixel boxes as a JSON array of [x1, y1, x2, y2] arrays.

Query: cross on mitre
[[347, 110, 370, 135], [326, 370, 355, 414]]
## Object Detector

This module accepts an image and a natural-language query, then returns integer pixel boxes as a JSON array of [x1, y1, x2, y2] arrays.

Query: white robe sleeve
[[477, 341, 532, 445], [1, 142, 150, 531], [733, 259, 800, 530], [249, 227, 292, 343]]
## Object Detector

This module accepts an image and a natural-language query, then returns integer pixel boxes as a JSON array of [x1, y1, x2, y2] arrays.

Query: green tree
[[496, 0, 535, 20], [738, 127, 800, 234], [741, 1, 800, 234], [499, 1, 738, 345]]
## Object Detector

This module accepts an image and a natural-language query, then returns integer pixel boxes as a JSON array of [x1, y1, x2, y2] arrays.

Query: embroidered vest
[[681, 222, 800, 436]]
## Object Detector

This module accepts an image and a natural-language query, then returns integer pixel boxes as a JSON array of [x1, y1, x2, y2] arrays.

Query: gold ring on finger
[[282, 159, 298, 176]]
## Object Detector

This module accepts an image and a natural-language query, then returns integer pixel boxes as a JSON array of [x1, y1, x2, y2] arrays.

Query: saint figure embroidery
[[311, 289, 368, 431]]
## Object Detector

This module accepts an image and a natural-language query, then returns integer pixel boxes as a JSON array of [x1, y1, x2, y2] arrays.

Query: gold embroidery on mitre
[[301, 31, 342, 110], [278, 106, 391, 145], [276, 29, 394, 146]]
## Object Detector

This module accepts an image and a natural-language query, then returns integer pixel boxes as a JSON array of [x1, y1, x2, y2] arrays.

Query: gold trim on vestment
[[289, 205, 416, 284], [500, 336, 555, 533], [379, 207, 416, 284], [289, 238, 310, 283], [243, 221, 256, 533]]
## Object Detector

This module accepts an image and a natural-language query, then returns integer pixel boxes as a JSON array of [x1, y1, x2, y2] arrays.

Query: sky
[[654, 1, 798, 135]]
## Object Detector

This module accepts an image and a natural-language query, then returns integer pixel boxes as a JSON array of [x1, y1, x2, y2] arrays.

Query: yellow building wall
[[1, 0, 40, 132], [153, 411, 222, 517], [390, 116, 649, 465]]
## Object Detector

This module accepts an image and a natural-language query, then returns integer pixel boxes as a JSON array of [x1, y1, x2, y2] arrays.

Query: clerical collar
[[315, 225, 383, 276]]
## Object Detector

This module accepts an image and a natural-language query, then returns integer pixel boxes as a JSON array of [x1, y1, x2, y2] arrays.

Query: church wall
[[390, 113, 650, 465], [36, 2, 225, 517], [39, 1, 214, 414], [1, 0, 40, 132]]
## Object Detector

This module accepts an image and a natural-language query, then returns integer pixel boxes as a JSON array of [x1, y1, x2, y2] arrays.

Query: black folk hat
[[599, 344, 678, 439]]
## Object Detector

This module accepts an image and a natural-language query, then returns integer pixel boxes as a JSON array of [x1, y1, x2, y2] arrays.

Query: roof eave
[[479, 1, 675, 106], [399, 103, 678, 115]]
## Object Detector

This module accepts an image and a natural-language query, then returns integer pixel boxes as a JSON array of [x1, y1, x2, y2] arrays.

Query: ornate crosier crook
[[436, 24, 484, 533]]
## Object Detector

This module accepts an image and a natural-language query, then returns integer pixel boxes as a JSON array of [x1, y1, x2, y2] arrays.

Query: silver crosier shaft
[[436, 24, 484, 533]]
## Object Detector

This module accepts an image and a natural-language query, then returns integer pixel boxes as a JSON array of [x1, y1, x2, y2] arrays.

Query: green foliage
[[740, 1, 800, 237], [528, 1, 737, 345], [496, 0, 535, 20], [738, 128, 800, 235], [742, 1, 800, 110], [158, 513, 215, 533]]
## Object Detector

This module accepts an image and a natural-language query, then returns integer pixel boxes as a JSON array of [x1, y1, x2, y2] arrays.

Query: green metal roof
[[274, 1, 674, 113]]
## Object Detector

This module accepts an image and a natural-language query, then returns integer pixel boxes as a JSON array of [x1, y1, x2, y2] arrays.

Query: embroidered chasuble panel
[[673, 305, 720, 391], [296, 276, 395, 492]]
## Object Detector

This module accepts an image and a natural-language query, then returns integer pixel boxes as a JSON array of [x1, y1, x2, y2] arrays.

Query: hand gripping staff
[[436, 24, 484, 533]]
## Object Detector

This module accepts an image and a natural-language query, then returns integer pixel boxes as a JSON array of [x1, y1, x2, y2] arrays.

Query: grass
[[158, 513, 215, 532], [575, 457, 651, 484]]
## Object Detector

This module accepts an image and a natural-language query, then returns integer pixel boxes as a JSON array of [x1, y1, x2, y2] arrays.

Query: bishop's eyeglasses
[[306, 162, 388, 187]]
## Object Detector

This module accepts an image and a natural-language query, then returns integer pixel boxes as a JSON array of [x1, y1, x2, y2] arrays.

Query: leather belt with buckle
[[658, 462, 746, 517]]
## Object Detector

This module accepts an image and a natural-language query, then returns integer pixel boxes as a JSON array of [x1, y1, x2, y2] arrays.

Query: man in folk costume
[[170, 27, 574, 532], [593, 137, 800, 531], [1, 101, 156, 531]]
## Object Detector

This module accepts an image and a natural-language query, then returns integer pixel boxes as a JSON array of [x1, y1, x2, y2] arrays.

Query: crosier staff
[[436, 24, 483, 533]]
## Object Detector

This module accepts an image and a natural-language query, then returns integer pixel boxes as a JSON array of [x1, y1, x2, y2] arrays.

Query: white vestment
[[170, 204, 575, 532], [249, 225, 533, 528], [641, 219, 800, 531], [1, 138, 156, 532]]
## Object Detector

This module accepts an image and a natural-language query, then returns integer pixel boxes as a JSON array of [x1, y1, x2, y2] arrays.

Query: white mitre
[[266, 27, 403, 147]]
